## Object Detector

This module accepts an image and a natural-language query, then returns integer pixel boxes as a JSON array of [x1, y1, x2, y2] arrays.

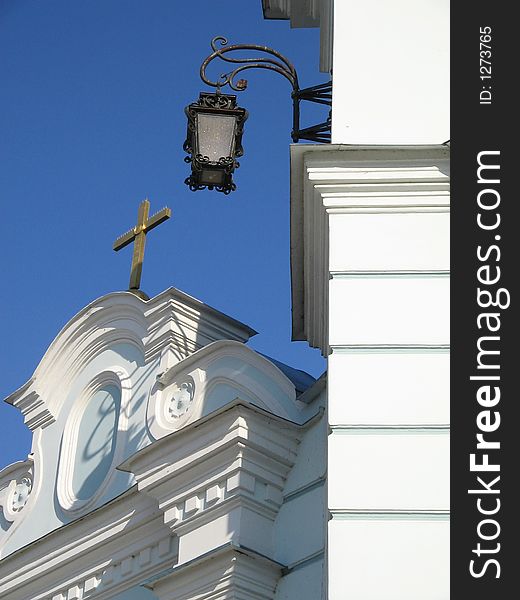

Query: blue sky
[[0, 1, 327, 469]]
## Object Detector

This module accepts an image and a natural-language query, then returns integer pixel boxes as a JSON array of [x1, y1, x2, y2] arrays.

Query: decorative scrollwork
[[0, 464, 33, 524], [195, 36, 331, 144], [200, 36, 298, 93], [183, 36, 332, 194], [183, 90, 246, 194], [166, 377, 196, 421], [196, 92, 239, 110], [10, 476, 32, 512], [184, 154, 239, 194]]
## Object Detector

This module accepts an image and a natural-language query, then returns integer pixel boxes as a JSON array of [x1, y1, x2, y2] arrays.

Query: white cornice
[[263, 0, 319, 25], [3, 381, 53, 431], [147, 543, 283, 600], [289, 144, 451, 354], [144, 289, 257, 364], [155, 340, 293, 393], [120, 400, 302, 562], [261, 0, 333, 73]]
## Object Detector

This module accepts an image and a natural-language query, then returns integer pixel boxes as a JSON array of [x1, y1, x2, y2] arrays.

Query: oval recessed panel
[[72, 384, 121, 502]]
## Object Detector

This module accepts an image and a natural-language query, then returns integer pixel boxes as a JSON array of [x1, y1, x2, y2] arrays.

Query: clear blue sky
[[0, 1, 327, 469]]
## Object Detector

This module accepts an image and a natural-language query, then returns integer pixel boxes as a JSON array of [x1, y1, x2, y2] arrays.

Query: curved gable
[[147, 340, 312, 440]]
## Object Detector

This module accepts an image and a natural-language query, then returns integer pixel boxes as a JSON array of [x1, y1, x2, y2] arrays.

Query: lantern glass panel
[[200, 169, 225, 185], [196, 113, 237, 161]]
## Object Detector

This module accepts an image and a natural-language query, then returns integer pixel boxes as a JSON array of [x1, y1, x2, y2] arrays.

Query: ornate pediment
[[5, 289, 256, 433], [0, 288, 317, 577]]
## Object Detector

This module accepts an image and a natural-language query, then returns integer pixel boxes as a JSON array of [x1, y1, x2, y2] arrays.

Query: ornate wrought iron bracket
[[200, 36, 332, 144]]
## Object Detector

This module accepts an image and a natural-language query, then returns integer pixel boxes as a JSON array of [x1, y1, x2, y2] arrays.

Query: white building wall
[[273, 387, 327, 599], [325, 4, 450, 595], [288, 144, 450, 600], [329, 518, 449, 600], [268, 4, 452, 599], [325, 151, 450, 599], [332, 0, 450, 144]]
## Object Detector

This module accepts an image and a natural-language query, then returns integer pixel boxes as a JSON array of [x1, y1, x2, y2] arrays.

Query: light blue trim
[[330, 425, 450, 435], [330, 271, 450, 279], [331, 345, 450, 354], [330, 510, 450, 521]]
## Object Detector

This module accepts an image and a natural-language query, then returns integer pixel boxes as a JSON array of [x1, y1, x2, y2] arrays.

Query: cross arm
[[145, 207, 172, 232], [113, 228, 136, 252]]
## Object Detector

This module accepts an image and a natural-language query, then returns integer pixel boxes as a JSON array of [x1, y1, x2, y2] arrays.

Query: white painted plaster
[[1, 287, 324, 600], [328, 431, 449, 510], [329, 212, 450, 273], [329, 276, 450, 346], [332, 0, 450, 143], [329, 518, 450, 599], [328, 350, 449, 425]]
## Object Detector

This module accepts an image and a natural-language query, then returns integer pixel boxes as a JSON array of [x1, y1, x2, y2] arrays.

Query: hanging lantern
[[183, 92, 248, 194]]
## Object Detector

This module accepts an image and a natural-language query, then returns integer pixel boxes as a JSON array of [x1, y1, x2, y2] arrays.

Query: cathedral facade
[[1, 2, 449, 598]]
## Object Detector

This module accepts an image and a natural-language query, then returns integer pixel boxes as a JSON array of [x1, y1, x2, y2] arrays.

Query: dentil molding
[[120, 400, 304, 563]]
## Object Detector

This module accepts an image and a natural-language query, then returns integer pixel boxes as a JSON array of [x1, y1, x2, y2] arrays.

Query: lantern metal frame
[[183, 36, 332, 193], [183, 92, 248, 194]]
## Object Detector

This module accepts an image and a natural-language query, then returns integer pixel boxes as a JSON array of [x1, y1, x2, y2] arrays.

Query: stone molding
[[261, 0, 333, 72], [143, 289, 257, 368], [120, 400, 303, 562], [0, 488, 175, 600], [289, 144, 450, 354], [55, 367, 132, 516], [47, 534, 176, 600], [0, 288, 315, 599], [148, 543, 283, 600], [0, 400, 308, 599]]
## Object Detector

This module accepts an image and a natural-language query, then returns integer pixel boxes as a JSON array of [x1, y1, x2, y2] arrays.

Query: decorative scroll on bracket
[[199, 36, 332, 144]]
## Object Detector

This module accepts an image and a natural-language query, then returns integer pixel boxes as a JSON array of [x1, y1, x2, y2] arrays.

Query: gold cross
[[113, 199, 171, 293]]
